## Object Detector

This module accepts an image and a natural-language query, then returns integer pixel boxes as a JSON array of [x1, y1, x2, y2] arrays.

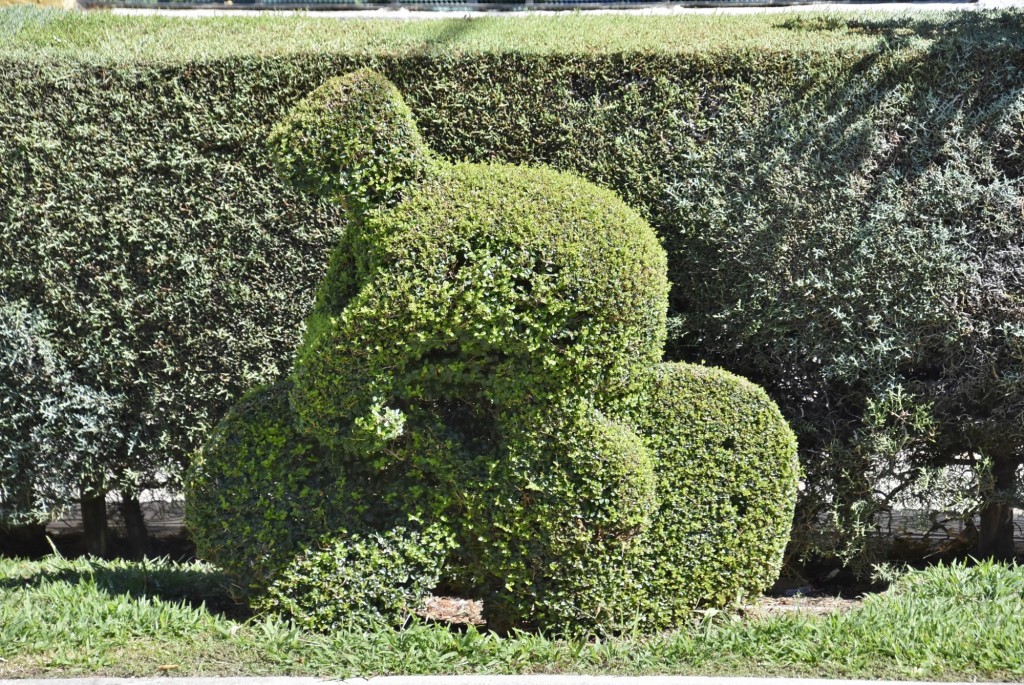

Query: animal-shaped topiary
[[186, 70, 800, 634]]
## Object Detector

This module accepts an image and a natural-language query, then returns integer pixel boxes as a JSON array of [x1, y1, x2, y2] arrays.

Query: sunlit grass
[[1, 555, 1022, 679]]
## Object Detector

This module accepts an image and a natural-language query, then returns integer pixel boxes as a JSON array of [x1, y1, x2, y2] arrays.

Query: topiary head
[[268, 69, 433, 216]]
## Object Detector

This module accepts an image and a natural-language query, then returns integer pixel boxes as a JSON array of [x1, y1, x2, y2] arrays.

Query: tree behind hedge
[[665, 15, 1024, 563], [0, 299, 121, 540]]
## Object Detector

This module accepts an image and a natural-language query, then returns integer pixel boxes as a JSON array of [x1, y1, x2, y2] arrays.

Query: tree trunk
[[978, 456, 1019, 562], [80, 492, 109, 558], [121, 492, 149, 560]]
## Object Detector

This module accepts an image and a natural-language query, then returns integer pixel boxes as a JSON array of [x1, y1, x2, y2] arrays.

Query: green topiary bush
[[631, 362, 801, 626], [258, 525, 453, 631], [184, 381, 347, 595], [187, 70, 798, 634], [289, 160, 669, 452]]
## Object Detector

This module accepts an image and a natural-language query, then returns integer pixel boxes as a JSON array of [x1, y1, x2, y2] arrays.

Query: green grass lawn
[[1, 555, 1022, 680], [0, 6, 946, 63]]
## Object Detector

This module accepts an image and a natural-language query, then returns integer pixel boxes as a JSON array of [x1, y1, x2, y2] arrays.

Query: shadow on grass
[[0, 559, 253, 621]]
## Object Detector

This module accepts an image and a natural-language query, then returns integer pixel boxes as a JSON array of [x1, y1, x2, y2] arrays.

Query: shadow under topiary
[[186, 69, 800, 635]]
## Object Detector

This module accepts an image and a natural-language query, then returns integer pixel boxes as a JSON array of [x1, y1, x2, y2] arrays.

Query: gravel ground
[[417, 593, 861, 626]]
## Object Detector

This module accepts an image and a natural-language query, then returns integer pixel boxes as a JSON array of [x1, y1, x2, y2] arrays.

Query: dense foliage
[[183, 381, 346, 593], [3, 9, 1023, 564], [0, 300, 119, 525], [666, 16, 1024, 562], [187, 71, 798, 633]]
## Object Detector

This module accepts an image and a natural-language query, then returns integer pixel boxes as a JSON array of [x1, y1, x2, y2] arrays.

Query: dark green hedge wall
[[3, 10, 1024, 563], [0, 42, 788, 521]]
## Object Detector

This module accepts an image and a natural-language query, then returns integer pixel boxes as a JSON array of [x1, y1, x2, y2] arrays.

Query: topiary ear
[[267, 69, 432, 215]]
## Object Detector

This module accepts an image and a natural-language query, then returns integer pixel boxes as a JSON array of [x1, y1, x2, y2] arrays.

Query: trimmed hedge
[[4, 9, 1024, 563]]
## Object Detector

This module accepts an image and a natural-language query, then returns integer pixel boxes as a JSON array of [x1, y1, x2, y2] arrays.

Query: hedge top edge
[[0, 6, 973, 63]]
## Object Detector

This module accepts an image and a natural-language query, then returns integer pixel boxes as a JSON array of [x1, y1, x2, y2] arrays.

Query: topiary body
[[186, 69, 799, 634]]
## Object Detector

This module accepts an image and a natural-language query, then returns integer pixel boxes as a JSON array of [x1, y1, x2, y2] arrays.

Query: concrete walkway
[[106, 0, 1023, 18], [0, 679, 996, 685]]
